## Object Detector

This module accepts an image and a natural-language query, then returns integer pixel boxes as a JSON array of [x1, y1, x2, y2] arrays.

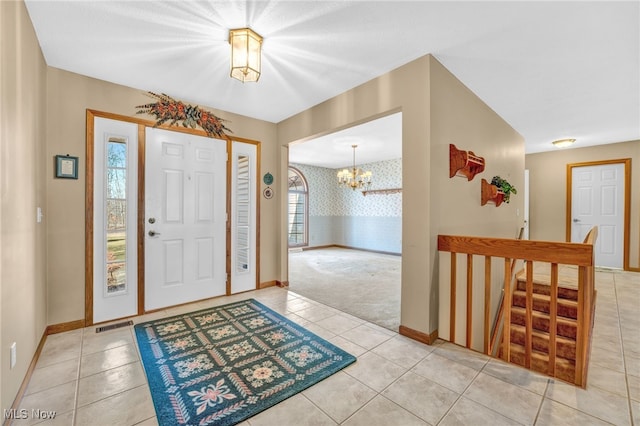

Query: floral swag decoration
[[136, 92, 231, 138]]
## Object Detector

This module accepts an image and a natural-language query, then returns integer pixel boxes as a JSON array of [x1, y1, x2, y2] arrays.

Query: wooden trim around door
[[137, 124, 146, 316], [85, 111, 95, 326], [566, 158, 632, 271], [85, 109, 261, 326]]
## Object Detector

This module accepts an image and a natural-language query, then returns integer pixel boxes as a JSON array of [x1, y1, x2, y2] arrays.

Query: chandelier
[[229, 28, 263, 83], [337, 145, 372, 190]]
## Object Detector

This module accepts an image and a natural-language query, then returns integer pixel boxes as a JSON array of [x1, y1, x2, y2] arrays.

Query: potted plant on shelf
[[491, 176, 517, 203]]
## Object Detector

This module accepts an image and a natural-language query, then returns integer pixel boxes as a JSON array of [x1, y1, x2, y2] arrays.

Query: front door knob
[[148, 230, 161, 237]]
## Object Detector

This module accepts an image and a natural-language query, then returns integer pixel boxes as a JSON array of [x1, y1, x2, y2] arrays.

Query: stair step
[[502, 343, 576, 384], [512, 290, 578, 319], [510, 306, 577, 340], [509, 324, 576, 360], [515, 280, 578, 301]]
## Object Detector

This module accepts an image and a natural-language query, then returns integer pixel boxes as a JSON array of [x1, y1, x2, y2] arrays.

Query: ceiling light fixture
[[552, 138, 576, 148], [229, 28, 263, 83], [337, 145, 372, 191]]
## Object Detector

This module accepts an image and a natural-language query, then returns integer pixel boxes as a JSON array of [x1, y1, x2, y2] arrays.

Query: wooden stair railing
[[438, 227, 597, 387]]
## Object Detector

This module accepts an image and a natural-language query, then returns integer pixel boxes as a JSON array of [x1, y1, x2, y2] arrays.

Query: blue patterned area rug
[[134, 298, 356, 426]]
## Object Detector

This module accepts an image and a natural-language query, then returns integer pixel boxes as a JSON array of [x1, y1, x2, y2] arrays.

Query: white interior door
[[571, 163, 625, 268], [145, 128, 226, 310], [93, 117, 138, 323], [231, 141, 257, 293]]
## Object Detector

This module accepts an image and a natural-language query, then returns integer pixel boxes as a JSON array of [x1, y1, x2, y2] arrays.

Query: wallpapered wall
[[290, 158, 402, 253]]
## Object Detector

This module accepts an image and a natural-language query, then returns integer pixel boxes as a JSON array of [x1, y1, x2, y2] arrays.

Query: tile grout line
[[71, 328, 85, 426], [613, 273, 635, 426], [532, 378, 552, 425], [433, 361, 485, 425]]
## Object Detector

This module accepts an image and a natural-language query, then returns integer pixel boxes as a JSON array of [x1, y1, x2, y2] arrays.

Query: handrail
[[438, 228, 597, 387]]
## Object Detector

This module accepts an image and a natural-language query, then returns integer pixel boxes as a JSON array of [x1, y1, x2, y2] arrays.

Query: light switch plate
[[10, 342, 16, 369]]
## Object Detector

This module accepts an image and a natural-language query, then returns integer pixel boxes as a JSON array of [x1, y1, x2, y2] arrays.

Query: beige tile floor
[[9, 269, 639, 426]]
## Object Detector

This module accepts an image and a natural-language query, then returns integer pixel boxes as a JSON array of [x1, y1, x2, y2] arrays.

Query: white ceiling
[[25, 1, 639, 165]]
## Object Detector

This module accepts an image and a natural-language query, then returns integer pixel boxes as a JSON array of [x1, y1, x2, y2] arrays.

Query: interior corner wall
[[525, 140, 640, 269], [428, 56, 525, 347], [278, 56, 431, 335], [1, 0, 48, 412], [45, 68, 279, 326]]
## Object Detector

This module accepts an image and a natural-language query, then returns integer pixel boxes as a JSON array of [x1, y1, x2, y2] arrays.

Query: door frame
[[565, 158, 631, 270], [85, 109, 261, 325]]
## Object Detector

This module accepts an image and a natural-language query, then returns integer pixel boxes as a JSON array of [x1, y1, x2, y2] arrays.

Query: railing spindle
[[525, 260, 533, 368], [484, 256, 491, 354], [502, 258, 511, 362], [466, 254, 473, 349], [575, 265, 586, 387], [450, 252, 457, 343], [548, 263, 558, 376]]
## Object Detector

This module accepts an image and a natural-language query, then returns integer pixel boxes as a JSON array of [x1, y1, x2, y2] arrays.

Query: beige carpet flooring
[[288, 247, 401, 331]]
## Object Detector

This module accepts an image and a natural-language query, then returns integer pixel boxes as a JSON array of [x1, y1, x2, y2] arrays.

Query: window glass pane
[[106, 261, 126, 293], [105, 139, 127, 294], [107, 141, 127, 168], [106, 200, 127, 231], [107, 168, 127, 199], [106, 231, 126, 293]]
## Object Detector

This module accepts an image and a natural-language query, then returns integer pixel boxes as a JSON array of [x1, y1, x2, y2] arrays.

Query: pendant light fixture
[[229, 28, 263, 83], [337, 145, 373, 191]]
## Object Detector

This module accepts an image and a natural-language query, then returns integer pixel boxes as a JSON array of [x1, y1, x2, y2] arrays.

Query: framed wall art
[[55, 155, 79, 179]]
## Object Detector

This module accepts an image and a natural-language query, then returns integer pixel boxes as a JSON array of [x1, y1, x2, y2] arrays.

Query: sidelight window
[[105, 137, 128, 294]]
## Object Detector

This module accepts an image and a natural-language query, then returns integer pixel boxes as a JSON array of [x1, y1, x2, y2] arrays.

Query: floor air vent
[[96, 320, 133, 333]]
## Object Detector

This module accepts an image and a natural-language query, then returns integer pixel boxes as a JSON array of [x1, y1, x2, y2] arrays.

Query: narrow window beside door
[[106, 137, 128, 294], [236, 155, 251, 272]]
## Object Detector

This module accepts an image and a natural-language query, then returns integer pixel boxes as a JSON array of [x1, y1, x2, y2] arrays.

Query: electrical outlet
[[10, 342, 16, 369]]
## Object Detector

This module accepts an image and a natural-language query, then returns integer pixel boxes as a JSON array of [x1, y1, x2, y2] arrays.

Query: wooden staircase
[[438, 227, 597, 387], [501, 270, 589, 383]]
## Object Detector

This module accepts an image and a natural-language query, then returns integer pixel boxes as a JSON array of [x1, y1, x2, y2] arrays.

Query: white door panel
[[571, 163, 624, 268], [93, 117, 138, 323], [145, 128, 226, 310]]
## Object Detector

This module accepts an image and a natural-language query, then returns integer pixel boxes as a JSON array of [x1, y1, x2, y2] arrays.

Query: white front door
[[93, 117, 138, 323], [231, 141, 257, 293], [145, 128, 227, 310], [571, 163, 625, 268]]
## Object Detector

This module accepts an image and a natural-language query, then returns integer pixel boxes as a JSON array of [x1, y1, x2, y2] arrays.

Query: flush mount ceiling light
[[552, 138, 576, 148], [229, 27, 263, 83]]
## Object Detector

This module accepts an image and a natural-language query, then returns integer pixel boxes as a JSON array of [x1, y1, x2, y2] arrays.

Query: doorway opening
[[287, 112, 402, 330]]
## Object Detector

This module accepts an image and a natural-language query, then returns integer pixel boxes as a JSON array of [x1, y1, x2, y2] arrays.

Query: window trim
[[288, 166, 309, 248]]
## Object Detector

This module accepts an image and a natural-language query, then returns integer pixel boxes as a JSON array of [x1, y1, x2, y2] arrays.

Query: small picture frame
[[55, 155, 78, 179]]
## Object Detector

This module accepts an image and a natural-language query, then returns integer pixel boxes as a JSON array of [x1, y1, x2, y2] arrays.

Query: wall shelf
[[362, 188, 402, 196], [449, 144, 485, 181], [481, 178, 505, 207]]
